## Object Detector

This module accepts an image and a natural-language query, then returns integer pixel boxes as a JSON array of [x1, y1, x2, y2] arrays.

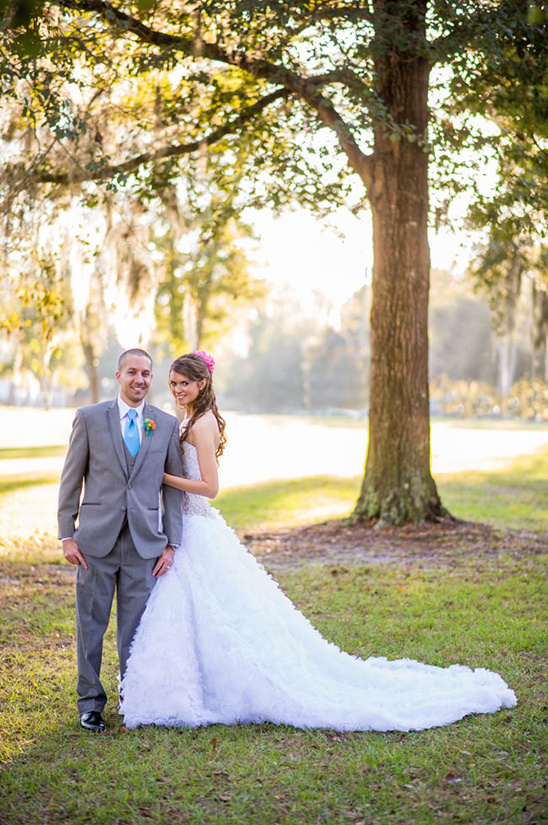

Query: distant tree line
[[217, 268, 545, 415], [2, 258, 545, 424]]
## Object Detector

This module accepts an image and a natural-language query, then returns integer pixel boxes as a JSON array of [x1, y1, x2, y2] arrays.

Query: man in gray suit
[[58, 348, 183, 732]]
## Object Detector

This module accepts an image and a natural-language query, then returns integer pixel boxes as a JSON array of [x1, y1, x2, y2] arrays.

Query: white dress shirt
[[118, 396, 145, 446]]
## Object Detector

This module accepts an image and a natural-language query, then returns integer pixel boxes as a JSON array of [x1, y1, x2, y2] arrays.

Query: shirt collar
[[117, 396, 145, 421]]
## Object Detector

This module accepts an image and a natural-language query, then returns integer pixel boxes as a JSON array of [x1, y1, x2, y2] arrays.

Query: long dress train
[[120, 442, 516, 731]]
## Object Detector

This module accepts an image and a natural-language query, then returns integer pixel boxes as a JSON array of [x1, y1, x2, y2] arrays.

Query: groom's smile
[[116, 354, 153, 407]]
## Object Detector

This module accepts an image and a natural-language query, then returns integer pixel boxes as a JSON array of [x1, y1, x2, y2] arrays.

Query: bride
[[120, 351, 516, 731]]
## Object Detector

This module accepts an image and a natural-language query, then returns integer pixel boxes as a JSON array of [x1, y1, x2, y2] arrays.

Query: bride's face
[[169, 371, 205, 411]]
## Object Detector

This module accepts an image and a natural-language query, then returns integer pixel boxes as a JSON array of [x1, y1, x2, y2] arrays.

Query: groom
[[58, 348, 184, 732]]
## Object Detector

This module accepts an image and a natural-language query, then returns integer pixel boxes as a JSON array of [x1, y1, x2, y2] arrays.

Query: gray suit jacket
[[58, 399, 184, 559]]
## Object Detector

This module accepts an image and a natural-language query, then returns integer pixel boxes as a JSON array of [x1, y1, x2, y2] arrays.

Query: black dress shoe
[[80, 711, 106, 732]]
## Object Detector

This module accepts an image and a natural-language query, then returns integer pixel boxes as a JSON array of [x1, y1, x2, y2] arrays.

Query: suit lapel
[[107, 400, 129, 478]]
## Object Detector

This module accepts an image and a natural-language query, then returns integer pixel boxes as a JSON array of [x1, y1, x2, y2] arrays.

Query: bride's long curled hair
[[170, 353, 226, 459]]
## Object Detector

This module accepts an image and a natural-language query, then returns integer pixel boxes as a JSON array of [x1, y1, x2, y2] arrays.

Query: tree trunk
[[39, 372, 52, 410], [352, 0, 446, 525], [81, 335, 100, 404], [195, 298, 206, 350], [496, 333, 517, 396], [183, 292, 199, 350]]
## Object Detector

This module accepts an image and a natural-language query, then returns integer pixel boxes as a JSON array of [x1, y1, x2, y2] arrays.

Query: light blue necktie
[[124, 409, 140, 457]]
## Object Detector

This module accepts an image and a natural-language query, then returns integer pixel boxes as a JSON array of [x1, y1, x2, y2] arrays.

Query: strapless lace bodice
[[181, 441, 212, 517]]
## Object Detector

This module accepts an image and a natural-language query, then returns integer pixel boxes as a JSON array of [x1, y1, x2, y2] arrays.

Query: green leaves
[[526, 2, 548, 25], [1, 0, 44, 29]]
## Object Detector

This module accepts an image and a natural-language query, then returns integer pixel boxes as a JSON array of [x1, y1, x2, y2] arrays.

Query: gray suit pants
[[75, 522, 156, 713]]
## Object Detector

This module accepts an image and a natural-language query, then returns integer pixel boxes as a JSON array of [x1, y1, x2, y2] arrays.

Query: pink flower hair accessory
[[192, 350, 215, 375]]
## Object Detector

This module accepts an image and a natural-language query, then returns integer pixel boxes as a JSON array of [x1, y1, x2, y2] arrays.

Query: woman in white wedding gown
[[120, 352, 516, 732]]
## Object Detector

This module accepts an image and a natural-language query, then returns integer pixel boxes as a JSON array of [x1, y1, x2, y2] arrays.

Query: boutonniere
[[143, 418, 156, 436]]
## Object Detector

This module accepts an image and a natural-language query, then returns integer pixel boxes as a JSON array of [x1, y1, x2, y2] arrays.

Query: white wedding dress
[[120, 442, 517, 731]]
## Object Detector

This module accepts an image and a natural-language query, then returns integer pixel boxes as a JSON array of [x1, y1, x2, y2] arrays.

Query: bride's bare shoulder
[[187, 410, 220, 448]]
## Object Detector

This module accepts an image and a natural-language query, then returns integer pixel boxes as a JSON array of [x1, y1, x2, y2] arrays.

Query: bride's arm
[[163, 417, 220, 499]]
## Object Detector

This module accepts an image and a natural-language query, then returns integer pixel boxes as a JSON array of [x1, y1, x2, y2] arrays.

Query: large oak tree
[[2, 0, 546, 523]]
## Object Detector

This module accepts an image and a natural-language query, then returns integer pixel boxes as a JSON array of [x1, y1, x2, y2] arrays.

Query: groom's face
[[116, 354, 153, 407]]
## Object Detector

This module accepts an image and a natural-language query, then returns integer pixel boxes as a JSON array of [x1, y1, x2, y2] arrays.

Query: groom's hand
[[153, 545, 175, 577], [62, 538, 88, 569]]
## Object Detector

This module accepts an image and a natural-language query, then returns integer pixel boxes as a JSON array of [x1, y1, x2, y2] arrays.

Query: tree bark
[[81, 334, 100, 404], [497, 333, 518, 397], [352, 0, 446, 525]]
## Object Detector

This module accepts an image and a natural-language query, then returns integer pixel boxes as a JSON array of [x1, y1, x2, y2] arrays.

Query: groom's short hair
[[118, 349, 153, 370]]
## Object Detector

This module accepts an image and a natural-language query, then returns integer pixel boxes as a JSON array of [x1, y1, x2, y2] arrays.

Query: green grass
[[0, 552, 545, 825], [1, 450, 547, 824], [217, 476, 361, 532], [0, 445, 65, 495], [215, 448, 548, 535], [439, 450, 548, 532], [0, 474, 60, 495], [0, 445, 67, 460]]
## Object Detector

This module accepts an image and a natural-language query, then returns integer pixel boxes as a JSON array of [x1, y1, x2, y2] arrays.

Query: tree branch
[[52, 0, 374, 188], [291, 78, 374, 188], [31, 88, 290, 185]]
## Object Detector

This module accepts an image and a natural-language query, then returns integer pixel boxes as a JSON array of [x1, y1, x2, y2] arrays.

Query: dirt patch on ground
[[1, 518, 546, 578], [244, 518, 548, 572]]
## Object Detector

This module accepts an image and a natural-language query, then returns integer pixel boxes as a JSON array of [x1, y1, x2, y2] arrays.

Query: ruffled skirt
[[120, 509, 516, 731]]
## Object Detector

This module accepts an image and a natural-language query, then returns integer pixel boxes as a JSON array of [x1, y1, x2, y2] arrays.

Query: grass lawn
[[0, 450, 547, 824], [439, 451, 548, 533], [0, 446, 68, 460]]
